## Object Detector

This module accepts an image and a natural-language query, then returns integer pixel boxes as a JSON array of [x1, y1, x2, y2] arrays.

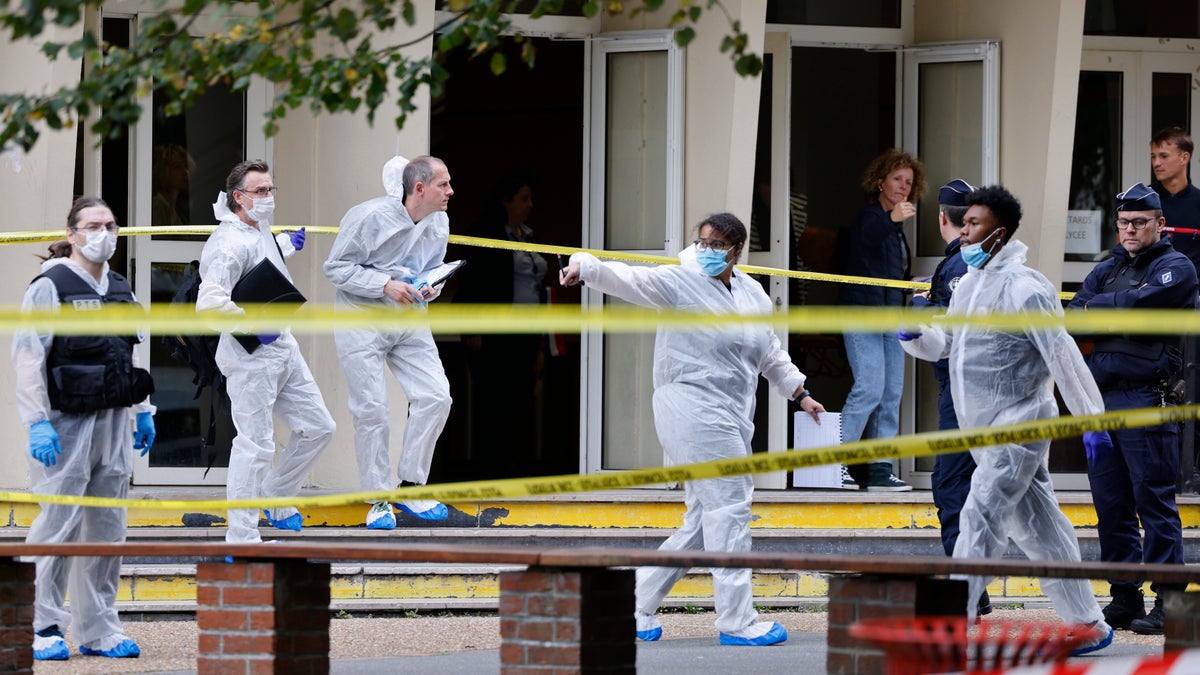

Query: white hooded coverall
[[197, 199, 336, 543], [12, 257, 155, 644], [570, 248, 806, 634], [323, 172, 452, 491], [900, 240, 1106, 624]]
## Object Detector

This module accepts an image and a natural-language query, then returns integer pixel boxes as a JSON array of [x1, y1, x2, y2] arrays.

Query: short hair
[[965, 185, 1022, 240], [224, 159, 270, 212], [1151, 126, 1193, 156], [402, 156, 446, 200], [697, 212, 747, 249], [940, 204, 969, 228], [66, 196, 109, 230], [860, 148, 927, 203]]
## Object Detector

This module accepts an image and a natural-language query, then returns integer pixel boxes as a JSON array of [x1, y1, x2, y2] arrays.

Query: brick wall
[[827, 574, 966, 675], [499, 567, 634, 674], [1165, 589, 1200, 652], [196, 560, 331, 675], [0, 559, 34, 675]]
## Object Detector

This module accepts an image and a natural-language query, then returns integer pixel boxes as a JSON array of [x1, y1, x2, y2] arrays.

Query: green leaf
[[675, 27, 695, 47], [490, 51, 506, 76]]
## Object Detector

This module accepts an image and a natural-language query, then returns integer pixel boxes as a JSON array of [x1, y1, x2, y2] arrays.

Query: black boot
[[1130, 597, 1164, 635], [977, 590, 993, 616], [1102, 586, 1146, 630]]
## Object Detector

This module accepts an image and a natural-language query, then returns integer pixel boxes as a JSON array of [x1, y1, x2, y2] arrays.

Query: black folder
[[230, 258, 307, 353]]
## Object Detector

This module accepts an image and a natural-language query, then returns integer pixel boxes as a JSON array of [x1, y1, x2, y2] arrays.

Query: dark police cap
[[937, 179, 975, 207], [1115, 182, 1162, 212]]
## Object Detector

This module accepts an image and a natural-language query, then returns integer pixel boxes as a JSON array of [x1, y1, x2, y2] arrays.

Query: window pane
[[767, 0, 900, 28], [1085, 0, 1200, 38], [601, 299, 658, 470], [750, 54, 773, 253], [147, 261, 234, 470], [1067, 71, 1123, 262], [605, 51, 668, 250], [1152, 72, 1191, 137], [152, 81, 246, 240], [916, 60, 984, 258]]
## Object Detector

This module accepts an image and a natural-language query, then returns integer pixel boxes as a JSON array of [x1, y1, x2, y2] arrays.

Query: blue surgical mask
[[696, 247, 732, 276], [961, 229, 1003, 269]]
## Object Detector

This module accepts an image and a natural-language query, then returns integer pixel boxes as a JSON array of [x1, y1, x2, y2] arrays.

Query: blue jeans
[[842, 331, 904, 469]]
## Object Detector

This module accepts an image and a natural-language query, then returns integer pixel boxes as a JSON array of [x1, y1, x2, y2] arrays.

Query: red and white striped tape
[[977, 649, 1200, 675]]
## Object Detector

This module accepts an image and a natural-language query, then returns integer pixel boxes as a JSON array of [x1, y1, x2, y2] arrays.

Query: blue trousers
[[1089, 386, 1185, 593], [931, 366, 976, 556], [842, 331, 903, 469]]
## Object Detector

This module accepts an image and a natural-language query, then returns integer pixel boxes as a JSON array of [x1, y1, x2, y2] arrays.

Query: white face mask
[[79, 230, 117, 263], [242, 194, 275, 223]]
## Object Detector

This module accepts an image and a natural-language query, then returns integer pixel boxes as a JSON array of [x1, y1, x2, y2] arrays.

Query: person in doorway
[[898, 185, 1113, 655], [1067, 183, 1195, 635], [909, 178, 992, 616], [14, 197, 157, 660], [560, 212, 826, 647], [198, 160, 335, 543], [457, 172, 550, 471], [837, 148, 924, 491], [324, 155, 455, 529], [1148, 126, 1200, 494]]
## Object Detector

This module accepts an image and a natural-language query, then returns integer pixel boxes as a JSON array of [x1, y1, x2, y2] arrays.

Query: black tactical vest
[[35, 265, 155, 413]]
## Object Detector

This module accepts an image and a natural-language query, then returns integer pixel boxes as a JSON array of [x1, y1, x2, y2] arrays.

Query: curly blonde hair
[[860, 148, 926, 203]]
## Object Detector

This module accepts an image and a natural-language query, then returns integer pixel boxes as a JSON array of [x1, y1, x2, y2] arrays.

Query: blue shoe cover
[[80, 638, 140, 658], [636, 626, 662, 642], [263, 509, 303, 531], [34, 637, 69, 661], [1070, 625, 1113, 656], [367, 512, 397, 530], [394, 500, 449, 521], [719, 622, 788, 646]]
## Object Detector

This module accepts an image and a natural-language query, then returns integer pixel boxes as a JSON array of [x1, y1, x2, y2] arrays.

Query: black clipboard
[[230, 258, 307, 353]]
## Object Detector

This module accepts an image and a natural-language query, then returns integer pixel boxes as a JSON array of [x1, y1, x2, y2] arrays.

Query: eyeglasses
[[239, 186, 278, 197], [1114, 217, 1156, 231], [694, 238, 735, 252], [72, 222, 119, 234]]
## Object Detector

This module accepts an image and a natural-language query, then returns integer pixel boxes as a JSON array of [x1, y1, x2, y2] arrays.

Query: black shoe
[[977, 590, 993, 616], [1130, 600, 1164, 635], [1102, 586, 1146, 630]]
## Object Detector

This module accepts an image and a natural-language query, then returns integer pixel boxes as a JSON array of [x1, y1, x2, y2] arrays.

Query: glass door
[[129, 8, 273, 485], [584, 32, 683, 476]]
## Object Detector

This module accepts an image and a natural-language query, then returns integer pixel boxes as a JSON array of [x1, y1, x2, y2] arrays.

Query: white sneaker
[[365, 501, 396, 530], [840, 465, 860, 490]]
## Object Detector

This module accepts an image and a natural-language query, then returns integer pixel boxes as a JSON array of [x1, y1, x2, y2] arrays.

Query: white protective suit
[[12, 257, 155, 645], [900, 240, 1105, 624], [322, 165, 452, 491], [570, 248, 806, 634], [197, 196, 336, 543]]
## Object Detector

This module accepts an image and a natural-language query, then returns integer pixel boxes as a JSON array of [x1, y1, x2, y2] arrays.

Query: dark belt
[[1105, 378, 1162, 392]]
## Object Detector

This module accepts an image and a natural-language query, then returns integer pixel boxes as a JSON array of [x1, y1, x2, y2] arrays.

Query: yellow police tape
[[4, 302, 1198, 336], [0, 224, 935, 293], [1, 404, 1192, 511], [3, 224, 1088, 298]]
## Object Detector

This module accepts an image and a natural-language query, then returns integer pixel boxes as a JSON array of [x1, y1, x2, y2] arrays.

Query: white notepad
[[792, 411, 843, 489]]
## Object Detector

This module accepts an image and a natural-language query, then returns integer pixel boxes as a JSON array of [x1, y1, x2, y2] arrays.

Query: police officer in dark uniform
[[1068, 183, 1197, 635], [909, 179, 990, 615]]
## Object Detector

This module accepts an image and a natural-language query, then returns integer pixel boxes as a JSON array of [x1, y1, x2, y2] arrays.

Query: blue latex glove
[[258, 334, 280, 345], [133, 411, 156, 456], [29, 420, 61, 467], [288, 227, 306, 251], [410, 279, 430, 307], [896, 328, 923, 341], [1083, 430, 1113, 469]]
